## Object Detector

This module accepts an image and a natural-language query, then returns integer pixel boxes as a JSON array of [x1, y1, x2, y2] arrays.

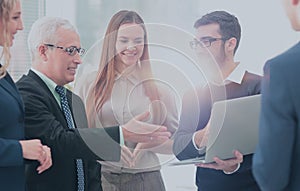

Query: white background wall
[[45, 0, 299, 76]]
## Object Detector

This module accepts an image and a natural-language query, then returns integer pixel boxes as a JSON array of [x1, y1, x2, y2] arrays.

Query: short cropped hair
[[194, 11, 241, 54], [27, 16, 78, 60]]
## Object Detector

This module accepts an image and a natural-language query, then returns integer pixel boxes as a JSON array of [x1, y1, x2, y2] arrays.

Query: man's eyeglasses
[[44, 44, 86, 56], [190, 37, 227, 49]]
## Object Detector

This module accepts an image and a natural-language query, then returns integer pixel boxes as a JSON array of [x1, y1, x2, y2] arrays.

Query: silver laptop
[[170, 94, 261, 165]]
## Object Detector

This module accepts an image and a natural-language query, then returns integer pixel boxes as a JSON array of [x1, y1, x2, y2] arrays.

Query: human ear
[[225, 37, 237, 53], [38, 45, 48, 62]]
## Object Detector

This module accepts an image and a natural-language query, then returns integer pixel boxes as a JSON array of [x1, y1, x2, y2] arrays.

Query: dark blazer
[[16, 70, 121, 191], [173, 71, 261, 191], [0, 72, 26, 191], [253, 42, 300, 191]]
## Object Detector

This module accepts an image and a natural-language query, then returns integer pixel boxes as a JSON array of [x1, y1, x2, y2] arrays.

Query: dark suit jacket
[[173, 71, 261, 191], [0, 72, 26, 191], [16, 70, 121, 191], [253, 42, 300, 191]]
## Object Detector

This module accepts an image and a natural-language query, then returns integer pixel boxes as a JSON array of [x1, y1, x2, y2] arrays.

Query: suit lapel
[[27, 70, 64, 115], [0, 72, 23, 109], [66, 90, 73, 111], [27, 70, 73, 129], [27, 70, 54, 96]]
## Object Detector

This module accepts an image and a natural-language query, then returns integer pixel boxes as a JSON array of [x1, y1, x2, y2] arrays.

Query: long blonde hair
[[86, 10, 162, 127], [0, 0, 18, 79]]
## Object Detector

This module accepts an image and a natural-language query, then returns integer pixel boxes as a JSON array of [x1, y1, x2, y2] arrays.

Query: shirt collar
[[115, 64, 140, 85], [224, 62, 246, 85], [207, 62, 246, 86], [31, 68, 58, 90]]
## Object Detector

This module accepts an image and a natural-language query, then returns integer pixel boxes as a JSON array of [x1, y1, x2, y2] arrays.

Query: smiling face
[[43, 28, 82, 86], [0, 0, 23, 46], [115, 23, 145, 72]]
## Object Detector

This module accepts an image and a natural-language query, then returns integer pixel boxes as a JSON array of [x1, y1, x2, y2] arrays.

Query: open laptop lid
[[169, 94, 261, 166], [204, 94, 261, 163]]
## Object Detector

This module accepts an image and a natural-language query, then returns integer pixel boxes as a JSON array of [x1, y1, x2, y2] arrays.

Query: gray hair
[[28, 16, 79, 60]]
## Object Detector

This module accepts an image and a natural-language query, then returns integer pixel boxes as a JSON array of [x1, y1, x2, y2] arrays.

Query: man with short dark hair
[[173, 11, 261, 191]]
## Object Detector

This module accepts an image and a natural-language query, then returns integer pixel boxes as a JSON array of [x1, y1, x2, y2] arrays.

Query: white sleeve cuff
[[119, 126, 124, 146], [192, 132, 200, 150], [223, 163, 241, 175], [192, 132, 206, 155]]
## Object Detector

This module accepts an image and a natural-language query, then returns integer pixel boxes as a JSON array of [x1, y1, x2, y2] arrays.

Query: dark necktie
[[55, 85, 84, 191]]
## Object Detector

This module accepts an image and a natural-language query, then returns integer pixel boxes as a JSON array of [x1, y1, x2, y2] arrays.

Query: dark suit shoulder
[[17, 74, 35, 89], [16, 71, 52, 98], [267, 42, 300, 69], [263, 42, 300, 88]]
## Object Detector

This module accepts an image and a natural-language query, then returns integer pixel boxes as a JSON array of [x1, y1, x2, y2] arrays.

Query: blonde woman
[[0, 0, 51, 190]]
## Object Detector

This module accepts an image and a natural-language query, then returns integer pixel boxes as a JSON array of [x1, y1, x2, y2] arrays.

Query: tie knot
[[55, 85, 66, 97]]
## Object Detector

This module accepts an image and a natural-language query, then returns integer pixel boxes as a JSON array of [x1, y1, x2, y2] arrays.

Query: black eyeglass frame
[[189, 37, 228, 49], [44, 43, 86, 56]]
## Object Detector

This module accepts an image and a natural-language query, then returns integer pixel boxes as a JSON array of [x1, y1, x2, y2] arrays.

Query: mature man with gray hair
[[16, 16, 171, 191]]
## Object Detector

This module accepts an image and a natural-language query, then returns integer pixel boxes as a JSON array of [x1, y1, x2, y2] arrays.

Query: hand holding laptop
[[194, 120, 211, 149], [195, 118, 243, 173], [170, 95, 260, 168], [196, 150, 243, 173]]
